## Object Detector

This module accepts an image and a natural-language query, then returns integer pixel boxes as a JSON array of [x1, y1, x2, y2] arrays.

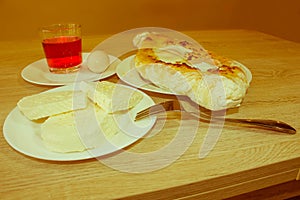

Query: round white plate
[[21, 53, 119, 86], [3, 84, 156, 161], [116, 55, 174, 94]]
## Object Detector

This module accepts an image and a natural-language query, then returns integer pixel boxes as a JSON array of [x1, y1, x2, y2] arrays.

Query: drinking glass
[[40, 24, 82, 73]]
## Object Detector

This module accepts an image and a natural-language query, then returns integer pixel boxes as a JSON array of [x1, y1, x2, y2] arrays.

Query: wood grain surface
[[1, 30, 300, 199]]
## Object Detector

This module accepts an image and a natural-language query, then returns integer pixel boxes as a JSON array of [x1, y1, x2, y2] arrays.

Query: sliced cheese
[[41, 104, 121, 153], [41, 111, 87, 152], [80, 81, 143, 113], [17, 91, 87, 120]]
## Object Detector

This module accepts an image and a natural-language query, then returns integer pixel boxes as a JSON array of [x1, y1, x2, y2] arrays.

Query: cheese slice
[[17, 90, 87, 120], [41, 104, 121, 153], [41, 111, 88, 152], [80, 81, 143, 113]]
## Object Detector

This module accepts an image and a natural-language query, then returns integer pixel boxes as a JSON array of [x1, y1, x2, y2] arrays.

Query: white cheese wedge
[[17, 91, 87, 120], [41, 104, 120, 153], [41, 111, 88, 152], [80, 81, 143, 113]]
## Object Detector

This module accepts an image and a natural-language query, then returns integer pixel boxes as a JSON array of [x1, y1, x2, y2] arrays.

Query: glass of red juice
[[40, 24, 82, 74]]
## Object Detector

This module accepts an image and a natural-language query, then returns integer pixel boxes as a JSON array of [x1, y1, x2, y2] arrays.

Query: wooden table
[[1, 30, 300, 199]]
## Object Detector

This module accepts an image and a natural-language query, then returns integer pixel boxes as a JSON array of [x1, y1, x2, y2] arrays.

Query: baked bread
[[133, 32, 252, 110]]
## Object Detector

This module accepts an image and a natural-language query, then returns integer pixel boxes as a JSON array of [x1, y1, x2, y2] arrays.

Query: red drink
[[42, 36, 82, 73]]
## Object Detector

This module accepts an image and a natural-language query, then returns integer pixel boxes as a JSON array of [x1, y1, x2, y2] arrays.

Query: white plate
[[3, 84, 156, 161], [21, 53, 119, 86], [116, 55, 175, 94], [116, 55, 252, 94]]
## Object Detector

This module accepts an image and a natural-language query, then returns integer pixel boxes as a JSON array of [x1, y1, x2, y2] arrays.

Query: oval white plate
[[21, 53, 119, 86], [3, 84, 156, 161]]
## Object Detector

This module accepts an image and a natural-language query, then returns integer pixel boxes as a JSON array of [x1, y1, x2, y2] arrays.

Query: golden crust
[[135, 48, 248, 84], [134, 48, 251, 110], [135, 48, 198, 73]]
